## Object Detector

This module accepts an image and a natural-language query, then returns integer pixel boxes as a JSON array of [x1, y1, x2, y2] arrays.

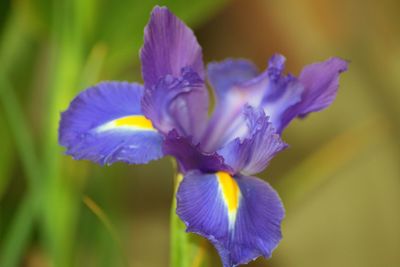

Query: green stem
[[170, 173, 184, 267], [169, 165, 208, 267]]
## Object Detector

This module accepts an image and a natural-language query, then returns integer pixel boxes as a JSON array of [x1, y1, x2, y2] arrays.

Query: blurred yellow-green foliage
[[0, 0, 399, 266]]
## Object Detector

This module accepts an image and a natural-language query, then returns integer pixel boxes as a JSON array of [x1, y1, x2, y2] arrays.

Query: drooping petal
[[140, 6, 205, 87], [218, 106, 288, 175], [177, 171, 284, 267], [59, 82, 163, 165], [207, 59, 258, 100], [140, 6, 209, 140], [141, 67, 208, 140], [162, 130, 231, 173], [201, 54, 302, 151], [280, 57, 348, 130]]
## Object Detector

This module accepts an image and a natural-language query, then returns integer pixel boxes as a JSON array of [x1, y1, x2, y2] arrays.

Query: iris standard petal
[[298, 57, 348, 116], [260, 54, 304, 132], [140, 6, 209, 140], [177, 172, 284, 267], [59, 82, 163, 165], [201, 54, 302, 151], [207, 59, 258, 100], [279, 57, 348, 130], [141, 67, 208, 140], [140, 6, 205, 87], [218, 106, 288, 175]]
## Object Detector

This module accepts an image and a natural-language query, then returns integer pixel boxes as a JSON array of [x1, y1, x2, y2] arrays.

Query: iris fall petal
[[177, 171, 284, 267], [59, 82, 163, 165]]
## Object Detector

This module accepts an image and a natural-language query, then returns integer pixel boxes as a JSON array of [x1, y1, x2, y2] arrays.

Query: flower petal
[[207, 59, 258, 100], [218, 106, 288, 175], [280, 57, 348, 130], [141, 67, 208, 140], [261, 55, 304, 132], [201, 54, 302, 151], [162, 130, 231, 173], [299, 57, 348, 116], [59, 82, 163, 165], [140, 6, 205, 87], [177, 172, 284, 267], [140, 7, 209, 140]]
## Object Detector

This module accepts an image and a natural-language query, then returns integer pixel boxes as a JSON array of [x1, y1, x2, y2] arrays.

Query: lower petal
[[176, 172, 284, 267], [59, 82, 163, 165]]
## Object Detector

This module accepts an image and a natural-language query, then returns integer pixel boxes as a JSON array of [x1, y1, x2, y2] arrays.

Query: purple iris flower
[[58, 6, 348, 267]]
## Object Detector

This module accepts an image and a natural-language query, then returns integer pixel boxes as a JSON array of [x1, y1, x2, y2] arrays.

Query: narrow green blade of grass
[[83, 195, 129, 267], [0, 75, 42, 267]]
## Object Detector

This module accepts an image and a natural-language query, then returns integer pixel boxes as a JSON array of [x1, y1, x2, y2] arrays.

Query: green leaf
[[0, 113, 13, 200], [0, 194, 39, 267]]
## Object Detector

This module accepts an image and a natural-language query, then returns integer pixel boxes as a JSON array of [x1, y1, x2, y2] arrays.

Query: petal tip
[[326, 57, 349, 73], [268, 53, 286, 71]]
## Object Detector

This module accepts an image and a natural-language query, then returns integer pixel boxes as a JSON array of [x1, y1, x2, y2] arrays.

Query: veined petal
[[140, 7, 209, 140], [202, 54, 302, 151], [299, 57, 348, 116], [141, 67, 208, 140], [140, 6, 205, 87], [177, 172, 284, 267], [280, 57, 348, 130], [59, 82, 163, 165], [261, 55, 304, 132], [207, 59, 258, 100], [218, 106, 288, 175]]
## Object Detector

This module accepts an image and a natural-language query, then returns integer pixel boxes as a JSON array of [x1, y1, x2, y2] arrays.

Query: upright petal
[[207, 59, 258, 100], [299, 57, 348, 116], [140, 6, 204, 87], [141, 67, 208, 140], [140, 7, 209, 139], [279, 57, 348, 130], [261, 55, 304, 131], [202, 54, 302, 151], [59, 82, 163, 165], [177, 172, 284, 267], [218, 106, 288, 175]]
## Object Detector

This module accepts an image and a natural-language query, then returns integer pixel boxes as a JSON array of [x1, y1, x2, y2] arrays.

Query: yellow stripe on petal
[[114, 115, 154, 129], [216, 171, 241, 228], [96, 115, 155, 132]]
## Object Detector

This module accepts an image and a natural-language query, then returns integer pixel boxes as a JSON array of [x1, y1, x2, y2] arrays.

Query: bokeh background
[[1, 0, 399, 266]]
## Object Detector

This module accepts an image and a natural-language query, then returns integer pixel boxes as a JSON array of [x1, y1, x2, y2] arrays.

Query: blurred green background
[[0, 0, 399, 266]]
